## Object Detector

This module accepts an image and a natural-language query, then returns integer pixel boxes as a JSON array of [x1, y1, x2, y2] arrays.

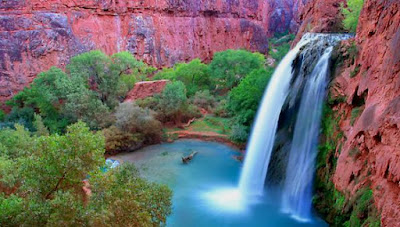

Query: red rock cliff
[[0, 0, 306, 101], [298, 0, 400, 225]]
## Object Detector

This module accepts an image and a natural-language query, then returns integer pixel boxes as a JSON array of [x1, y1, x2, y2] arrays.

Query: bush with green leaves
[[103, 102, 162, 154], [0, 121, 172, 226], [209, 49, 266, 90], [227, 67, 273, 141], [341, 0, 364, 32], [192, 90, 216, 111], [155, 59, 211, 96], [5, 51, 153, 132], [157, 81, 189, 123]]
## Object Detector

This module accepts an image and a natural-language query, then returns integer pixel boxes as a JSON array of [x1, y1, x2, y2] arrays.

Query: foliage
[[227, 68, 273, 140], [268, 33, 295, 62], [209, 49, 265, 90], [192, 90, 216, 111], [88, 163, 172, 226], [341, 0, 364, 32], [62, 87, 114, 130], [156, 59, 211, 96], [350, 106, 363, 126], [214, 99, 229, 118], [0, 122, 172, 226], [314, 97, 380, 226], [0, 110, 5, 122], [103, 101, 163, 154], [230, 124, 249, 142], [5, 51, 154, 132], [158, 81, 188, 123], [350, 65, 360, 78], [33, 114, 49, 136], [103, 126, 141, 154], [268, 43, 291, 62]]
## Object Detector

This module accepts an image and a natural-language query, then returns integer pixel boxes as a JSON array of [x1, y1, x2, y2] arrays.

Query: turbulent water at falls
[[239, 33, 351, 220]]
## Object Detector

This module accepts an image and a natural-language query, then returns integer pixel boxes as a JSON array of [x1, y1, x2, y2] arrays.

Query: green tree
[[33, 114, 49, 136], [341, 0, 364, 32], [227, 67, 273, 141], [6, 67, 70, 132], [0, 122, 172, 226], [209, 50, 265, 90], [62, 87, 114, 130], [67, 50, 119, 108], [158, 81, 188, 124], [103, 102, 162, 153]]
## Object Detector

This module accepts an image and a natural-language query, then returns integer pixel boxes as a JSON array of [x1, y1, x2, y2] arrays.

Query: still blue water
[[112, 139, 327, 227]]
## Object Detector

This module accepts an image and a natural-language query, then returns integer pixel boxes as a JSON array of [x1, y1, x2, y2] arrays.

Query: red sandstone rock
[[293, 0, 345, 45], [300, 0, 400, 225], [0, 0, 306, 102], [124, 80, 169, 102]]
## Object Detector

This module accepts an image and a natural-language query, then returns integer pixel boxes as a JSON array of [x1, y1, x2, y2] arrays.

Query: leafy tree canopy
[[209, 49, 266, 90], [0, 122, 172, 226]]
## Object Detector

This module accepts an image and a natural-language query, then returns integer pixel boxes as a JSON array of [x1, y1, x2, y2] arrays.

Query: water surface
[[112, 140, 327, 227]]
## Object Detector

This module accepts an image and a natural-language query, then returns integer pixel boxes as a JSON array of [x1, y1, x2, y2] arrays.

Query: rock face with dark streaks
[[0, 0, 306, 101]]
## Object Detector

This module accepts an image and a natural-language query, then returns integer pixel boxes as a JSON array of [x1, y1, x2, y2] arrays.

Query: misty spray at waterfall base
[[204, 33, 352, 222]]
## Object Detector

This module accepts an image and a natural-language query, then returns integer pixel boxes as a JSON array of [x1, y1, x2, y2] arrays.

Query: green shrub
[[0, 110, 5, 122], [341, 0, 364, 32], [230, 124, 249, 143], [33, 114, 49, 136], [350, 65, 360, 78], [209, 49, 265, 90], [158, 81, 188, 123], [192, 90, 216, 111], [214, 99, 229, 117], [268, 43, 291, 62], [114, 102, 162, 145], [7, 51, 154, 133], [103, 126, 141, 154], [350, 107, 363, 126], [155, 59, 211, 96], [227, 67, 273, 139]]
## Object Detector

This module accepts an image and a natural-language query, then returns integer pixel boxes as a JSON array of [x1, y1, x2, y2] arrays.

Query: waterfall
[[238, 33, 351, 219], [238, 34, 316, 196], [281, 47, 333, 221]]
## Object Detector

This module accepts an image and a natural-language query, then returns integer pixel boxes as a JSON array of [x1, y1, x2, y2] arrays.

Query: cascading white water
[[238, 34, 316, 196], [281, 47, 333, 222], [239, 33, 351, 219]]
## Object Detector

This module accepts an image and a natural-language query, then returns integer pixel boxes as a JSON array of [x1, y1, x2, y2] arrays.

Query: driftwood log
[[182, 151, 198, 164]]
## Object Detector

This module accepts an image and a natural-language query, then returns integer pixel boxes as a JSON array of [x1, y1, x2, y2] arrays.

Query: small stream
[[112, 139, 327, 227]]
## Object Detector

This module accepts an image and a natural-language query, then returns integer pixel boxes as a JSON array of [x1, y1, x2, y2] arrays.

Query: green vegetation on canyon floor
[[0, 31, 294, 225]]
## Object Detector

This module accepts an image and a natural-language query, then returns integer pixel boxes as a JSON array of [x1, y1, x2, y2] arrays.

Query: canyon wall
[[297, 0, 400, 225], [0, 0, 306, 101]]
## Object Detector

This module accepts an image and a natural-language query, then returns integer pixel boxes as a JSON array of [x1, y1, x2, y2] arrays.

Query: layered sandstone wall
[[297, 0, 400, 225], [0, 0, 306, 101]]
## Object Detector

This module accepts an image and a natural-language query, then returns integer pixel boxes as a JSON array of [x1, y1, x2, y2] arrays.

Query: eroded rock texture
[[0, 0, 306, 101], [125, 80, 169, 102], [298, 0, 400, 225]]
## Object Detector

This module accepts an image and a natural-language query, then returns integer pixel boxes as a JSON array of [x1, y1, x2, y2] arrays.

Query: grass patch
[[188, 116, 231, 135], [350, 65, 360, 78], [350, 107, 363, 126]]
